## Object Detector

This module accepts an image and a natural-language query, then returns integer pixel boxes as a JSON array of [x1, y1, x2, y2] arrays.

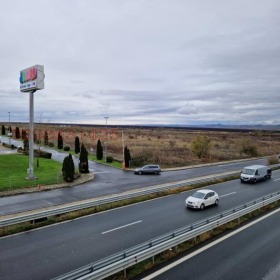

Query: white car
[[185, 189, 219, 210]]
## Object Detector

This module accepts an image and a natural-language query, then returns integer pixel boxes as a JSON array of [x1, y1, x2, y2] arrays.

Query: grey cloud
[[1, 0, 280, 126]]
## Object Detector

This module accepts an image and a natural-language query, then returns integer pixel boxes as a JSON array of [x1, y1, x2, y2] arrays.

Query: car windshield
[[191, 191, 205, 199], [243, 169, 255, 175]]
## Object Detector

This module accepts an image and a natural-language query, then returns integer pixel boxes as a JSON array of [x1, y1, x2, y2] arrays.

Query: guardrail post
[[152, 255, 155, 264], [123, 268, 127, 278]]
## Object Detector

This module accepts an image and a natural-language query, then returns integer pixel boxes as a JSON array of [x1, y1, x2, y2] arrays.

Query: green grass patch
[[0, 154, 63, 191]]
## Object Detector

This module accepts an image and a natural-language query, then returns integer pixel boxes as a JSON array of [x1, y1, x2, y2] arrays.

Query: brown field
[[6, 123, 280, 168]]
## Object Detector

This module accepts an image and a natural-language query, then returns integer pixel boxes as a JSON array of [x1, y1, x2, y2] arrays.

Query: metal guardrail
[[53, 191, 280, 280], [1, 163, 280, 228], [0, 171, 240, 227]]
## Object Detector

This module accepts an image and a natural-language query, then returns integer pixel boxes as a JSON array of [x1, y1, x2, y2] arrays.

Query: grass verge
[[0, 154, 63, 191]]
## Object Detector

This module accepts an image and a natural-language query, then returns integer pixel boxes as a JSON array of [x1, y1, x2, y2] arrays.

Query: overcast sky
[[1, 0, 279, 126]]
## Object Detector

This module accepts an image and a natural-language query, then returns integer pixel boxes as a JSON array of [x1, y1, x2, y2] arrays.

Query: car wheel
[[215, 199, 219, 206], [154, 171, 158, 175], [200, 203, 205, 210], [139, 171, 142, 175]]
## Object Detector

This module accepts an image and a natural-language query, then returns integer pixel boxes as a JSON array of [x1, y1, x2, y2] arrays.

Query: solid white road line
[[273, 178, 280, 181], [141, 207, 280, 280], [102, 220, 142, 234]]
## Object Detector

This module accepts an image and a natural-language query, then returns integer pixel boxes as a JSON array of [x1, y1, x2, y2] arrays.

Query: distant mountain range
[[184, 123, 280, 131], [136, 123, 280, 132], [7, 122, 280, 132]]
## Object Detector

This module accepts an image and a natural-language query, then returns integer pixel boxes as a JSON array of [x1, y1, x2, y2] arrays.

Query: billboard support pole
[[27, 89, 36, 179], [20, 65, 44, 180]]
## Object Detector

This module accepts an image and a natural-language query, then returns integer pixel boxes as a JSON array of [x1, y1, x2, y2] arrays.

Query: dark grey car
[[134, 164, 161, 175]]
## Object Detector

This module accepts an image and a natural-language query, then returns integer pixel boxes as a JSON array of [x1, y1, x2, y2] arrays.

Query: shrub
[[62, 154, 75, 182], [96, 139, 103, 160], [267, 156, 279, 165], [75, 136, 80, 154], [79, 144, 89, 173], [23, 139, 29, 151], [48, 142, 54, 147], [57, 132, 63, 149], [240, 140, 258, 157], [64, 146, 70, 151], [191, 136, 211, 159], [34, 150, 52, 159], [106, 156, 113, 163], [124, 146, 131, 167]]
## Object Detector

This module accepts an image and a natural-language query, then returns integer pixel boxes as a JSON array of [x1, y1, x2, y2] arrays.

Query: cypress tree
[[22, 130, 27, 140], [23, 139, 29, 151], [62, 154, 75, 182], [2, 125, 5, 135], [75, 136, 80, 154], [96, 139, 103, 160], [15, 127, 20, 139], [79, 144, 89, 173], [57, 132, 63, 149], [44, 131, 49, 146], [124, 146, 131, 168]]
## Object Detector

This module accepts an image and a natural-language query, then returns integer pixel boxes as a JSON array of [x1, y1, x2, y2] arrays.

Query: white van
[[240, 165, 272, 183]]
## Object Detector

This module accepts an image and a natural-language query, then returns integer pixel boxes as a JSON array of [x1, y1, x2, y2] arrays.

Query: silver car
[[134, 164, 161, 175], [185, 189, 219, 210]]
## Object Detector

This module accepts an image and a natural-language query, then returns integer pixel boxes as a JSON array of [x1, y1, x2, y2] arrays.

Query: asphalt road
[[0, 171, 279, 280], [0, 136, 270, 215], [143, 207, 280, 280]]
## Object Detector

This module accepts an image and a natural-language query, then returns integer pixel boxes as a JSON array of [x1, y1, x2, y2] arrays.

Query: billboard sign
[[20, 65, 45, 92]]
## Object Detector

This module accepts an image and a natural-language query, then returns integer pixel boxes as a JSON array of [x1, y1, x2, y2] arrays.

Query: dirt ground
[[3, 124, 280, 167]]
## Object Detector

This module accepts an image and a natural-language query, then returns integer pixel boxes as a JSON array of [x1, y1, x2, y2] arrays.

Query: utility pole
[[8, 112, 11, 145], [104, 116, 109, 163], [122, 130, 125, 169]]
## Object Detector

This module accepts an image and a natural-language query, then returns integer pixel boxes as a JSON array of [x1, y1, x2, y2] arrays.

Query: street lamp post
[[104, 116, 109, 163], [122, 130, 125, 169], [8, 112, 11, 145]]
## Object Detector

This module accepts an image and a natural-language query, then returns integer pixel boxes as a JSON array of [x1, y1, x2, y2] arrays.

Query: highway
[[142, 207, 280, 280], [0, 171, 279, 279], [0, 136, 270, 215]]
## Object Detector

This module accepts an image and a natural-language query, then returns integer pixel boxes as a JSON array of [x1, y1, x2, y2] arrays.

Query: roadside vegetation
[[2, 123, 279, 168], [1, 123, 279, 192]]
